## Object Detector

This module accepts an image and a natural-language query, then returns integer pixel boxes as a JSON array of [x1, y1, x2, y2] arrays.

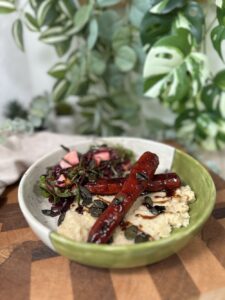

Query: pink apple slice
[[63, 150, 79, 166], [93, 151, 110, 165]]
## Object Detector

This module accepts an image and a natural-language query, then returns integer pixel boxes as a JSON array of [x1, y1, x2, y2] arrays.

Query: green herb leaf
[[136, 172, 148, 181], [115, 46, 137, 72], [12, 19, 24, 52], [80, 186, 92, 206], [124, 225, 138, 240], [39, 175, 47, 189], [89, 206, 103, 217], [0, 0, 16, 13], [92, 200, 108, 210], [134, 232, 150, 243], [40, 188, 50, 198], [42, 209, 59, 217], [58, 212, 66, 225]]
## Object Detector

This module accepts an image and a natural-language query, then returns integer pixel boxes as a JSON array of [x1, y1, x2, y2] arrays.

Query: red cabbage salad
[[39, 144, 135, 225]]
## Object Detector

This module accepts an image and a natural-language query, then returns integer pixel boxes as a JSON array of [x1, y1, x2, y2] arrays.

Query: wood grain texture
[[201, 217, 225, 269], [148, 254, 200, 300], [0, 202, 28, 231], [178, 236, 225, 292], [215, 189, 225, 209], [111, 267, 161, 300], [0, 166, 225, 300], [70, 262, 116, 300], [0, 241, 39, 300], [30, 256, 73, 300]]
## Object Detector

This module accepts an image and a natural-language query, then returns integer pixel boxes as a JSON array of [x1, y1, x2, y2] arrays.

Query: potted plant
[[0, 0, 225, 151]]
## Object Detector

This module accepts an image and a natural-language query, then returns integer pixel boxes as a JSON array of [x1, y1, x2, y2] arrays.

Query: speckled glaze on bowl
[[18, 137, 216, 268]]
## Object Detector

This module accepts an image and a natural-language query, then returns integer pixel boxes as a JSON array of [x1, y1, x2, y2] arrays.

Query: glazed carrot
[[85, 173, 181, 195], [87, 152, 159, 244]]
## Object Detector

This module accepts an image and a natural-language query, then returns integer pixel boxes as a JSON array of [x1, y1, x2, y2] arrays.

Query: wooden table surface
[[0, 170, 225, 300]]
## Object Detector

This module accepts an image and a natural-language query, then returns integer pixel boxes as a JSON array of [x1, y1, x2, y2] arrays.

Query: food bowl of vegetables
[[18, 137, 216, 268]]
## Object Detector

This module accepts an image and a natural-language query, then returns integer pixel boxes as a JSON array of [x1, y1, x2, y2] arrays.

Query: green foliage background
[[1, 0, 225, 150]]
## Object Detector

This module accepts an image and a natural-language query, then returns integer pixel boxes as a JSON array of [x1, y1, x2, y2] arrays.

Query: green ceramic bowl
[[18, 137, 216, 268]]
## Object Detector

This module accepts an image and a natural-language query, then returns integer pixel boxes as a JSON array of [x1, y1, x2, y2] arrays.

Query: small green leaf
[[154, 28, 192, 57], [98, 10, 120, 41], [0, 0, 16, 13], [150, 0, 186, 15], [104, 64, 124, 90], [115, 46, 137, 72], [202, 84, 220, 112], [112, 27, 131, 51], [97, 0, 121, 7], [48, 62, 68, 78], [55, 40, 71, 57], [129, 0, 151, 28], [89, 51, 106, 76], [140, 11, 174, 46], [58, 0, 76, 18], [37, 0, 53, 26], [39, 27, 69, 44], [216, 0, 224, 8], [211, 25, 225, 61], [24, 12, 39, 32], [78, 95, 98, 107], [67, 79, 89, 96], [40, 26, 64, 38], [12, 19, 24, 51], [214, 70, 225, 91], [182, 1, 204, 43], [52, 79, 69, 102], [67, 51, 78, 67], [217, 6, 225, 26], [87, 18, 98, 49], [29, 0, 42, 9], [73, 3, 93, 33]]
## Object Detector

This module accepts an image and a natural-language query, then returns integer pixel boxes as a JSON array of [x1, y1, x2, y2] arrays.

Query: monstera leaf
[[143, 28, 209, 111], [202, 71, 225, 119]]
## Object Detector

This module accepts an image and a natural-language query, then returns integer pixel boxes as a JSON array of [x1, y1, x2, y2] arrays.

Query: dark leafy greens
[[39, 144, 135, 223]]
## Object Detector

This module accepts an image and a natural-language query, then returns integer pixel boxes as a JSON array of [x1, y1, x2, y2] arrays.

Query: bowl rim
[[18, 137, 216, 252]]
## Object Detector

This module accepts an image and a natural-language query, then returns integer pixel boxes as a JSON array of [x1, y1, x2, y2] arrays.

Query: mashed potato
[[57, 185, 195, 245]]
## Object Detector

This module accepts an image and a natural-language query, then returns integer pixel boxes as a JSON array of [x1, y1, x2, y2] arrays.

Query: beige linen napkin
[[0, 132, 87, 195]]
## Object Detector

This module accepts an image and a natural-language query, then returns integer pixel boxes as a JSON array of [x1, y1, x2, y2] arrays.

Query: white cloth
[[0, 132, 87, 195]]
